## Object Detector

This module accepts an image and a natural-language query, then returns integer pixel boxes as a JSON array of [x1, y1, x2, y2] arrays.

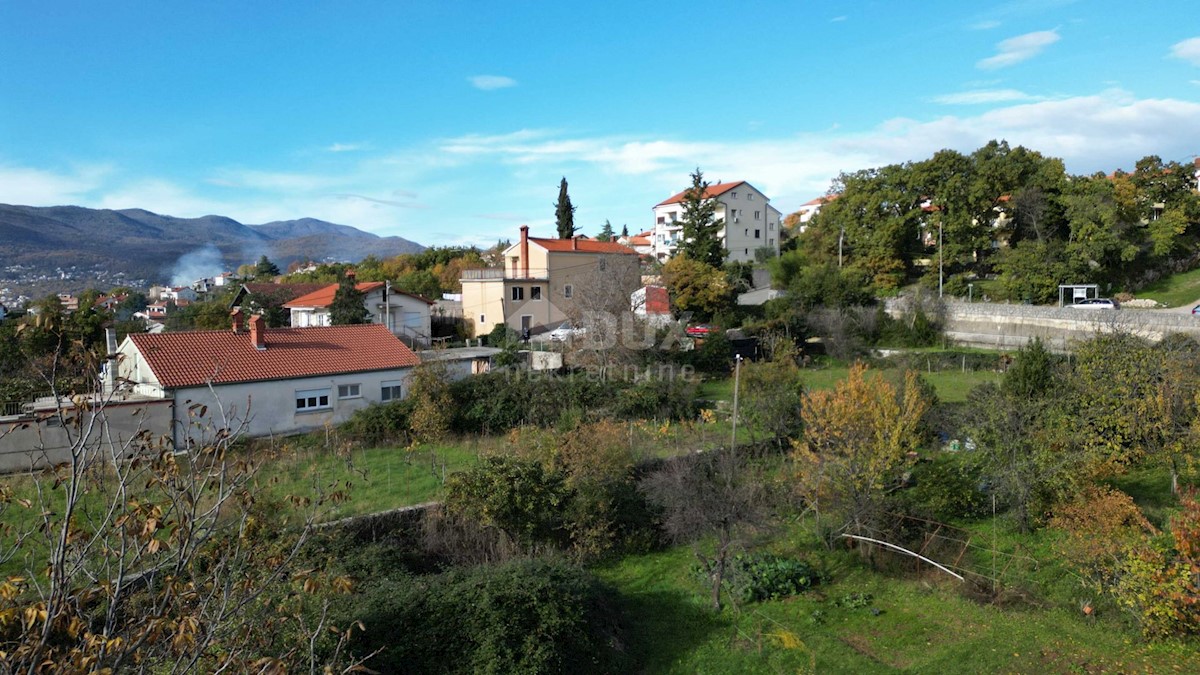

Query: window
[[754, 211, 761, 220], [755, 229, 761, 239], [747, 193, 754, 201], [337, 383, 361, 399], [381, 380, 404, 402], [295, 388, 331, 412], [731, 192, 737, 199], [744, 228, 748, 237], [531, 286, 542, 300], [657, 216, 665, 224], [769, 222, 775, 231], [744, 249, 749, 256], [730, 208, 737, 218], [669, 212, 678, 222], [564, 284, 573, 299], [479, 313, 486, 324], [769, 238, 775, 246], [511, 286, 524, 301]]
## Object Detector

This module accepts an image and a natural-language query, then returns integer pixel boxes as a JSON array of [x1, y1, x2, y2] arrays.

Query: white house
[[617, 230, 655, 257], [284, 274, 434, 348], [792, 194, 839, 233], [651, 181, 782, 264], [116, 312, 421, 448]]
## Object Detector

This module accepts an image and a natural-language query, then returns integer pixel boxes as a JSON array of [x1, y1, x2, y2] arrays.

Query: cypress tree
[[555, 177, 577, 239]]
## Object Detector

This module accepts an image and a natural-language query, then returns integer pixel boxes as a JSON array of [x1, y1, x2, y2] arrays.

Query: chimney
[[346, 268, 356, 282], [519, 225, 530, 279], [230, 308, 244, 333], [248, 314, 266, 350]]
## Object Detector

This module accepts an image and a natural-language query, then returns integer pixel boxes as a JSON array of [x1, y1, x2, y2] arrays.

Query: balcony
[[461, 267, 551, 281]]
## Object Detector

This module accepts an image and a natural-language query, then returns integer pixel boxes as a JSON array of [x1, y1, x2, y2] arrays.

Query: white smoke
[[169, 244, 223, 287]]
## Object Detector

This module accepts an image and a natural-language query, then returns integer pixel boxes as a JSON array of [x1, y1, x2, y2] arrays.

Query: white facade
[[288, 285, 433, 348], [651, 182, 781, 264]]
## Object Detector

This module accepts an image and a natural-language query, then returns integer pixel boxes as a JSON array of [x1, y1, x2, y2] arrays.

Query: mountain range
[[0, 204, 425, 289]]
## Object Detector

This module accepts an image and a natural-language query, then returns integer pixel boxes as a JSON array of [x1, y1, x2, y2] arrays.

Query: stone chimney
[[248, 314, 266, 350], [519, 225, 530, 279], [230, 308, 244, 333]]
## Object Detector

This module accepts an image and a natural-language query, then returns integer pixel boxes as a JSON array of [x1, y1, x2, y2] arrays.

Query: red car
[[685, 323, 717, 337]]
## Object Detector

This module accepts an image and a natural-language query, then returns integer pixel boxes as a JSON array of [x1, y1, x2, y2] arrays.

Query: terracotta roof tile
[[656, 181, 747, 207], [527, 237, 638, 255], [283, 282, 434, 308], [241, 283, 331, 303], [128, 324, 420, 389]]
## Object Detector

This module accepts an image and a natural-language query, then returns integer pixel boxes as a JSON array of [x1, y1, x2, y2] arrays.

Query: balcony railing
[[461, 268, 550, 281]]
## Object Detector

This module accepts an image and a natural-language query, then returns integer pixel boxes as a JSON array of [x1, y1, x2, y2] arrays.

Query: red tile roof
[[128, 324, 420, 389], [240, 282, 331, 303], [629, 236, 651, 246], [802, 194, 840, 207], [283, 282, 435, 309], [528, 236, 638, 255], [656, 181, 747, 207]]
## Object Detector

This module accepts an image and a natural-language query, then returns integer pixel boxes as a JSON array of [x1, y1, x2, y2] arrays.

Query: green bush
[[706, 553, 825, 604], [894, 453, 989, 522], [340, 559, 629, 674], [341, 400, 412, 446]]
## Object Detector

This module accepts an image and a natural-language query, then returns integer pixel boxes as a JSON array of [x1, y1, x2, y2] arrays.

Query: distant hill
[[0, 205, 425, 291]]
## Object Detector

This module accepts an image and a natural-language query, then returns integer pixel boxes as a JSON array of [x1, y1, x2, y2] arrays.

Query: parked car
[[1067, 298, 1119, 310], [547, 321, 586, 342], [685, 323, 717, 337]]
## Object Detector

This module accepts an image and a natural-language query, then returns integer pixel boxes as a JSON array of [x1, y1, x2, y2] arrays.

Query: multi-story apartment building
[[651, 181, 782, 263]]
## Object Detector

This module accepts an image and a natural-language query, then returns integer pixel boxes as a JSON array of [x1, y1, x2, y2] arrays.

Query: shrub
[[341, 400, 412, 446], [894, 453, 988, 522], [720, 553, 825, 603], [339, 559, 629, 674]]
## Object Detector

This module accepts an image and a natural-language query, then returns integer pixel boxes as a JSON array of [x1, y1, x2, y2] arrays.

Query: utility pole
[[938, 220, 944, 299], [385, 280, 393, 335], [730, 354, 743, 451]]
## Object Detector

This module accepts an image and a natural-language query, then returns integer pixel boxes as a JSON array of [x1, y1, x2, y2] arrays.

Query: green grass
[[703, 365, 1000, 405], [1135, 266, 1200, 307], [596, 529, 1200, 674]]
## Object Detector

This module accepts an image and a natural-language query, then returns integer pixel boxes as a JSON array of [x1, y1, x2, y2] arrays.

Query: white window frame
[[381, 380, 404, 402], [295, 387, 331, 413], [337, 383, 361, 399]]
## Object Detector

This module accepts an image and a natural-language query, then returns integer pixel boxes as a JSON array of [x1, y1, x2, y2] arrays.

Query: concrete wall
[[0, 399, 174, 473], [898, 300, 1200, 352]]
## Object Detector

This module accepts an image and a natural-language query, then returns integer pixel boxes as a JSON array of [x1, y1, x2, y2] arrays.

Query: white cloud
[[977, 29, 1060, 69], [468, 75, 517, 91], [970, 20, 1001, 30], [0, 164, 110, 205], [1170, 37, 1200, 66], [933, 89, 1041, 104], [830, 15, 847, 23], [327, 142, 367, 153]]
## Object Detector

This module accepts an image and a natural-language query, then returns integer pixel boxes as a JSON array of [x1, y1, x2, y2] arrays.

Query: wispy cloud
[[830, 15, 847, 23], [977, 29, 1060, 69], [970, 20, 1001, 30], [327, 142, 367, 153], [468, 75, 517, 91], [1170, 37, 1200, 67], [933, 89, 1041, 105]]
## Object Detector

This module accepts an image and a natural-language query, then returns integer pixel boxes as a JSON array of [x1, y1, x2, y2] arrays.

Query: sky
[[2, 1, 1200, 249]]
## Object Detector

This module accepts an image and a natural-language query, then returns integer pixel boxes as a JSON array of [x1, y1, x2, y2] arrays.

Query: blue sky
[[2, 1, 1199, 248]]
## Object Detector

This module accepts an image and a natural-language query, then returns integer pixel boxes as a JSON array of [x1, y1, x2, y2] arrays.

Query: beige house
[[461, 226, 640, 337]]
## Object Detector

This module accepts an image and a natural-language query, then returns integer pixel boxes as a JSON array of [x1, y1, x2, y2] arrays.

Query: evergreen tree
[[621, 224, 629, 237], [254, 255, 281, 278], [555, 177, 577, 239], [329, 270, 371, 325], [677, 168, 727, 268], [597, 220, 615, 242]]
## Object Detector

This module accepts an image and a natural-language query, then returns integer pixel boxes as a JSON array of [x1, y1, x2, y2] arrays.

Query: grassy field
[[701, 363, 1000, 405], [1134, 266, 1200, 307], [596, 526, 1200, 674]]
